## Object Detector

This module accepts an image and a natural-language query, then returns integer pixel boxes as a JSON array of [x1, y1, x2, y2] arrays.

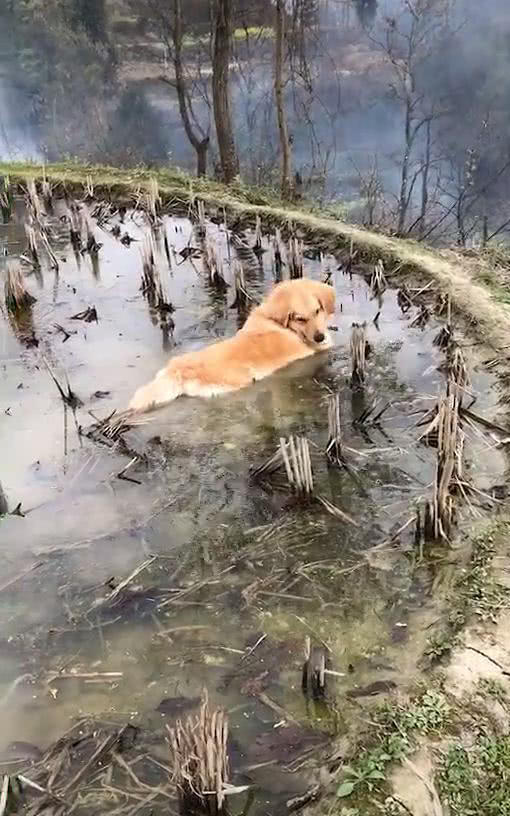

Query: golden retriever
[[129, 278, 336, 413]]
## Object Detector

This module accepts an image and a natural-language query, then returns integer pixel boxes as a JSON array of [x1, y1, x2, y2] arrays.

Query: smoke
[[0, 79, 41, 161], [2, 0, 510, 238]]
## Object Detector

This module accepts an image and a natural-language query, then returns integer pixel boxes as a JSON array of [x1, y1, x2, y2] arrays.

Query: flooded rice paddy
[[0, 190, 507, 813]]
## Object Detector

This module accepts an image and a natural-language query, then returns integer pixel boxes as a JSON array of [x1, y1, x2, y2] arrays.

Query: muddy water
[[0, 197, 506, 812]]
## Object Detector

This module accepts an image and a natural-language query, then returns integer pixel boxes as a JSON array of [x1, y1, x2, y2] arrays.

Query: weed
[[438, 735, 510, 815], [477, 676, 508, 704], [335, 691, 449, 802], [425, 630, 458, 662], [425, 523, 510, 665], [456, 529, 509, 623]]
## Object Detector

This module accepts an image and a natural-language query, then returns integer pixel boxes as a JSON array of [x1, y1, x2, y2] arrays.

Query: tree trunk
[[418, 118, 431, 238], [275, 0, 293, 200], [196, 140, 208, 177], [397, 97, 412, 235], [173, 0, 209, 177], [212, 0, 239, 184]]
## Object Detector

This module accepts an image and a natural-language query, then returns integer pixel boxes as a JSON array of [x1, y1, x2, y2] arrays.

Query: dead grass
[[3, 160, 510, 351]]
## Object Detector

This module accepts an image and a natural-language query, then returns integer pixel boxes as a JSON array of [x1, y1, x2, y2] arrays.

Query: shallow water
[[0, 196, 506, 812]]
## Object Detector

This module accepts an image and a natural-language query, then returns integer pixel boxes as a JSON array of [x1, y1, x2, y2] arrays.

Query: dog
[[128, 278, 336, 413]]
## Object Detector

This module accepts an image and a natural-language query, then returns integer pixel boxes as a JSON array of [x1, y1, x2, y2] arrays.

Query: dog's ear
[[315, 282, 336, 315], [263, 285, 292, 327]]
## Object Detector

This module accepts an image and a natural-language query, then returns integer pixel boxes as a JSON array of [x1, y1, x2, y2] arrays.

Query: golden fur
[[129, 278, 336, 413]]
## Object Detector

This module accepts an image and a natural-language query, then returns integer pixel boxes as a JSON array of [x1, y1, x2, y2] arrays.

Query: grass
[[477, 676, 508, 704], [438, 736, 510, 816], [333, 681, 510, 814], [334, 690, 450, 805], [424, 521, 510, 664], [181, 25, 274, 48]]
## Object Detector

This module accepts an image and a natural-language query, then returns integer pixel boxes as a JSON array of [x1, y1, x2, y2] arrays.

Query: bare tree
[[212, 0, 239, 183], [351, 155, 383, 227], [418, 117, 431, 237], [275, 0, 293, 198], [370, 0, 449, 234], [129, 0, 210, 176]]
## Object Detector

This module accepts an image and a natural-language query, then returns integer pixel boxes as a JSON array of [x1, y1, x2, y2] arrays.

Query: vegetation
[[3, 0, 510, 243], [425, 522, 510, 664], [334, 690, 450, 803], [438, 736, 510, 816]]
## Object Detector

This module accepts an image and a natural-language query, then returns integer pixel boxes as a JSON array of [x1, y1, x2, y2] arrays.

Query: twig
[[242, 634, 267, 661], [257, 693, 300, 725], [465, 645, 510, 676], [316, 495, 359, 527], [89, 556, 157, 611], [0, 776, 9, 816], [62, 729, 125, 794], [0, 562, 42, 594]]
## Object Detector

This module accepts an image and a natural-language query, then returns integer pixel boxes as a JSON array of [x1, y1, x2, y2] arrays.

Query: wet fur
[[129, 278, 336, 413]]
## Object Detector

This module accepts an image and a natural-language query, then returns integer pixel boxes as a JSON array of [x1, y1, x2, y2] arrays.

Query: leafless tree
[[370, 0, 449, 234], [275, 0, 294, 199], [351, 155, 384, 226], [128, 0, 210, 177], [212, 0, 240, 183]]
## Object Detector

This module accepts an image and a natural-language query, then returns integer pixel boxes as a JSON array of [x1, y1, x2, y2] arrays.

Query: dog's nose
[[314, 331, 325, 343]]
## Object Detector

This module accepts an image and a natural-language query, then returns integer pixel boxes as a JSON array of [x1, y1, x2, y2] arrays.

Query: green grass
[[0, 159, 281, 207], [334, 690, 450, 805], [438, 736, 510, 816], [424, 522, 510, 665], [180, 25, 274, 48]]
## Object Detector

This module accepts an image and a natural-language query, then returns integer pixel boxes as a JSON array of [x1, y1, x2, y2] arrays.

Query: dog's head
[[262, 279, 336, 349]]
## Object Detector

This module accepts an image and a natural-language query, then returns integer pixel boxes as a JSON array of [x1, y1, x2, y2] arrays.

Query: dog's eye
[[316, 308, 320, 315], [295, 316, 307, 323]]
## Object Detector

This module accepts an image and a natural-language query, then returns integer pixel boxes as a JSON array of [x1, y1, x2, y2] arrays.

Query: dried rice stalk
[[147, 177, 162, 225], [81, 210, 101, 254], [423, 384, 463, 541], [26, 178, 42, 220], [272, 229, 285, 280], [168, 691, 230, 814], [140, 232, 157, 298], [370, 259, 387, 297], [411, 303, 430, 328], [230, 260, 251, 310], [24, 218, 39, 266], [204, 236, 227, 290], [397, 285, 413, 313], [253, 214, 263, 253], [4, 264, 36, 313], [194, 199, 207, 241], [433, 325, 452, 350], [68, 204, 82, 251], [447, 341, 469, 394], [342, 238, 358, 277], [350, 322, 367, 385], [0, 175, 12, 221], [41, 168, 52, 210], [280, 435, 314, 494], [326, 393, 343, 464], [288, 236, 304, 279]]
